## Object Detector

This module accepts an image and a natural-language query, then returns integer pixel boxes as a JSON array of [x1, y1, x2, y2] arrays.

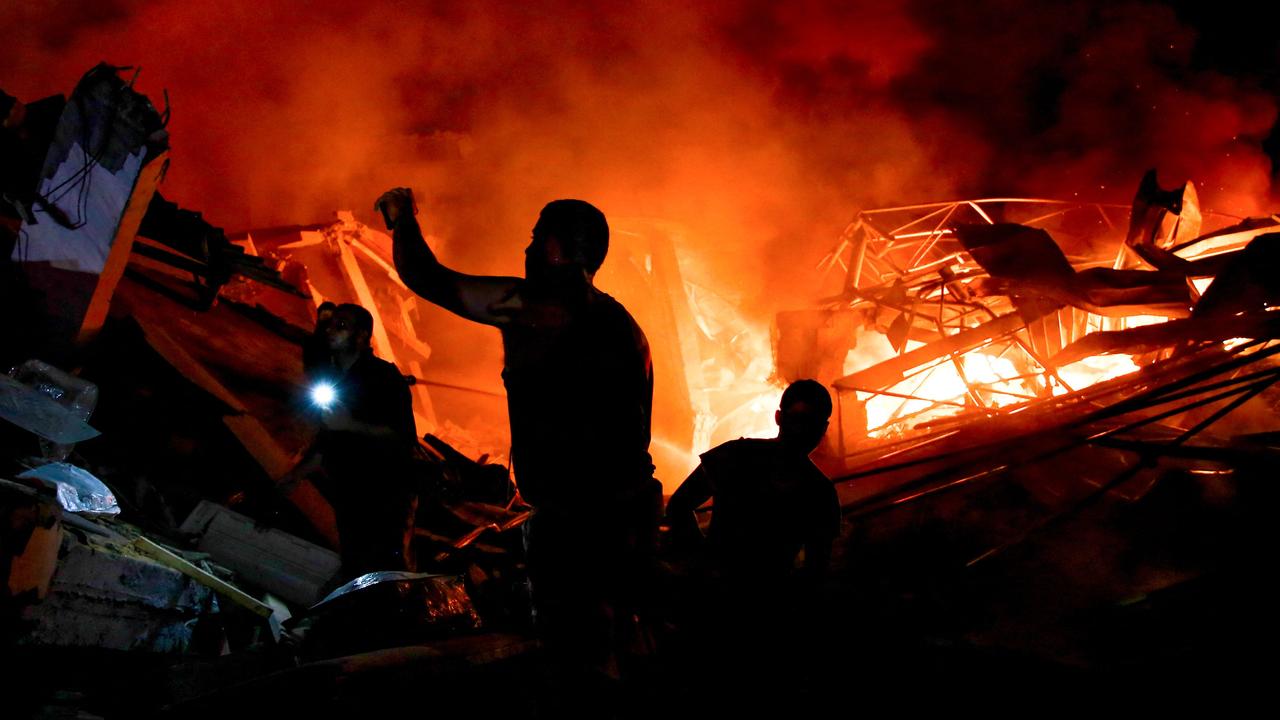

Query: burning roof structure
[[773, 174, 1280, 467], [775, 176, 1280, 683]]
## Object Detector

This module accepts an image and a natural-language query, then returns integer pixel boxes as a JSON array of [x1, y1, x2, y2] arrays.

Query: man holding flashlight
[[283, 303, 417, 581], [377, 187, 658, 708]]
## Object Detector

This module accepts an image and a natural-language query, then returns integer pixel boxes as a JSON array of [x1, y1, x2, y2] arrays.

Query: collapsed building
[[779, 177, 1280, 504], [768, 177, 1280, 684], [2, 66, 539, 716], [3, 64, 1277, 713]]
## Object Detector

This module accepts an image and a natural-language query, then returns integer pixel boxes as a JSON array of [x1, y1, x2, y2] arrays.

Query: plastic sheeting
[[0, 373, 100, 445], [309, 571, 482, 634], [9, 359, 100, 461], [18, 462, 120, 515]]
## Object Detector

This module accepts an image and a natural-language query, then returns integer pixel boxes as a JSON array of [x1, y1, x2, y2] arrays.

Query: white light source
[[310, 382, 337, 410]]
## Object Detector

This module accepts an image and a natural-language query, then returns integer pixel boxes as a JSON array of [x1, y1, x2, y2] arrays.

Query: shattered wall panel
[[12, 65, 169, 356]]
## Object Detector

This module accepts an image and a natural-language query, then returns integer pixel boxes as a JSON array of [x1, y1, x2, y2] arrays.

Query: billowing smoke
[[4, 1, 1276, 464], [6, 1, 1274, 293]]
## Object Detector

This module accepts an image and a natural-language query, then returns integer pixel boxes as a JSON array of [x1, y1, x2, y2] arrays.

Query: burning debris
[[765, 172, 1280, 687], [3, 66, 541, 717], [780, 174, 1280, 464]]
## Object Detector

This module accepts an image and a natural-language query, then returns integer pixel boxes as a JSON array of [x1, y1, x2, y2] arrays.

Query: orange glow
[[680, 293, 785, 476], [836, 328, 1143, 438], [9, 2, 1275, 489], [856, 348, 1029, 436], [1120, 314, 1170, 329], [1055, 355, 1142, 393]]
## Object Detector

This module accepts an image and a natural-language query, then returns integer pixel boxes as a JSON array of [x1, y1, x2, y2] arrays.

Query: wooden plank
[[77, 151, 169, 346], [336, 234, 437, 430], [130, 322, 340, 548], [138, 322, 248, 413], [132, 536, 275, 619], [336, 237, 397, 365], [222, 414, 340, 549], [645, 224, 702, 440]]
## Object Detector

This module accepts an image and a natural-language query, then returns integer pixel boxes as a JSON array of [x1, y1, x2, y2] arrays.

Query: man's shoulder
[[591, 289, 650, 354], [593, 289, 644, 328], [701, 437, 776, 465], [353, 353, 407, 389], [802, 456, 830, 482], [360, 353, 401, 375], [801, 459, 838, 507]]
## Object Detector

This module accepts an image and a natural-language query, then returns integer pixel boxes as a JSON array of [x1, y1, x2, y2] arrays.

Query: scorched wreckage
[[3, 44, 1278, 717]]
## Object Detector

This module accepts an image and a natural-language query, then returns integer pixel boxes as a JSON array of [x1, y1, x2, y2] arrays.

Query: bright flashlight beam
[[311, 382, 337, 409]]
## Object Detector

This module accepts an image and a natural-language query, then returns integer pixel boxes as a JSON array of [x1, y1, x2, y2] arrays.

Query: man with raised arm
[[376, 188, 660, 707]]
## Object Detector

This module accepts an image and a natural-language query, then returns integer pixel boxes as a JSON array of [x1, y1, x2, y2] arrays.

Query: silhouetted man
[[377, 188, 659, 704], [282, 303, 417, 582], [666, 379, 839, 584], [664, 379, 840, 711]]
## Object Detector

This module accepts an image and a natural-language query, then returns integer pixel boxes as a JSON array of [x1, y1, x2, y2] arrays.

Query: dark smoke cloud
[[893, 1, 1277, 215]]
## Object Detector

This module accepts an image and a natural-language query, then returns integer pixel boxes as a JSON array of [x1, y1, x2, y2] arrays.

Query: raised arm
[[378, 188, 522, 327]]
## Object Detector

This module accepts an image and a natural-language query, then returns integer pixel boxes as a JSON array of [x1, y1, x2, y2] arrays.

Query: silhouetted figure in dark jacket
[[283, 303, 417, 582]]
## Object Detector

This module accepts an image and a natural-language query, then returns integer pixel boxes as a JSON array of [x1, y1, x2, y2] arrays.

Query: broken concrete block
[[180, 500, 340, 607], [19, 530, 213, 653]]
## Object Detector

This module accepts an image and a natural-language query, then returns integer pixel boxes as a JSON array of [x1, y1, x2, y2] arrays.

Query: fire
[[855, 346, 1028, 435], [840, 330, 1142, 438], [1054, 354, 1142, 394], [689, 321, 785, 453], [652, 186, 1264, 477]]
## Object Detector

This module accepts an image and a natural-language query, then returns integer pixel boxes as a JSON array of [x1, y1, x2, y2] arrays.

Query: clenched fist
[[374, 187, 418, 229]]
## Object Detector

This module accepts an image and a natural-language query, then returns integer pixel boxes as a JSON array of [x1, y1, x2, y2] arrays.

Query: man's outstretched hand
[[375, 187, 418, 229]]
